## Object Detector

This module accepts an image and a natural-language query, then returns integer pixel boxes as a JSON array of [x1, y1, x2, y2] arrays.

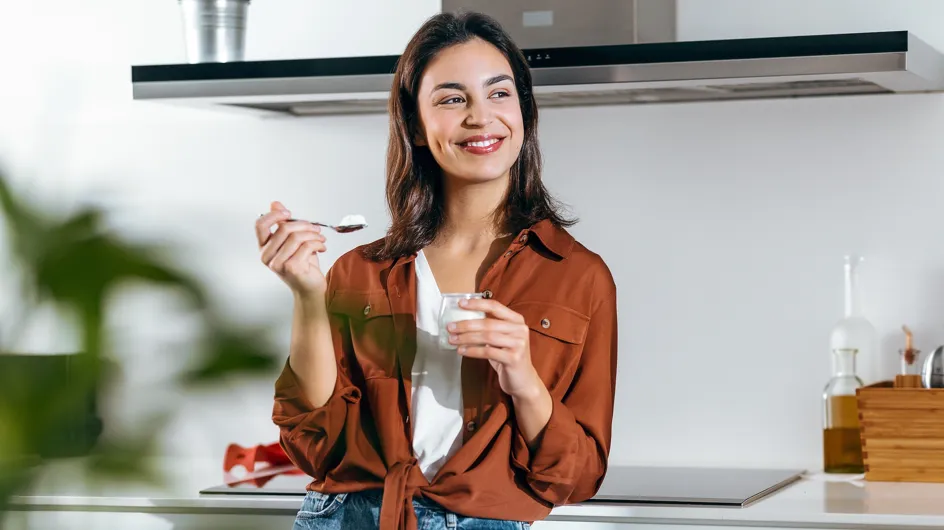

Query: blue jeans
[[292, 489, 531, 530]]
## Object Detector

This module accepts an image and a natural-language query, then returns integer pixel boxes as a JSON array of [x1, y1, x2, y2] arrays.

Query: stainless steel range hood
[[130, 1, 944, 117]]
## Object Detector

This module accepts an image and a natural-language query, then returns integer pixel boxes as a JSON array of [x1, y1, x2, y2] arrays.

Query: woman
[[256, 10, 618, 530]]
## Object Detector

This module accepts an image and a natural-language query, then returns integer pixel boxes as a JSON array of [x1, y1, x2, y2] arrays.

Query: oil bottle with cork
[[823, 255, 875, 473], [897, 325, 923, 388]]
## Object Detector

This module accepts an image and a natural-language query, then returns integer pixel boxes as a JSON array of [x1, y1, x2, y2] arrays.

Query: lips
[[458, 135, 505, 155]]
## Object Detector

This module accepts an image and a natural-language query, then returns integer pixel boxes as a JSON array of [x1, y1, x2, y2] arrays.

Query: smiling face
[[415, 38, 525, 185]]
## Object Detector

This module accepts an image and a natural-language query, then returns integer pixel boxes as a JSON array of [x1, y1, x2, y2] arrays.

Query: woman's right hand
[[255, 201, 328, 298]]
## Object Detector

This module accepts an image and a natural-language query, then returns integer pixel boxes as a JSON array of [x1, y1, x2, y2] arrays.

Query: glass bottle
[[822, 347, 865, 473], [828, 255, 878, 384]]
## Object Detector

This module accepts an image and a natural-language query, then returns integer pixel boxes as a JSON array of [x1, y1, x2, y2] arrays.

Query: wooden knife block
[[856, 381, 944, 482]]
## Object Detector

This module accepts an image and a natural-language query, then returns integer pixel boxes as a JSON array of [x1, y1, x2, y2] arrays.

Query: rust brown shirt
[[272, 219, 618, 530]]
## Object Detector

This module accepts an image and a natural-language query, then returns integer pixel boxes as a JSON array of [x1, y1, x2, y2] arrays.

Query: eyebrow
[[434, 74, 513, 92]]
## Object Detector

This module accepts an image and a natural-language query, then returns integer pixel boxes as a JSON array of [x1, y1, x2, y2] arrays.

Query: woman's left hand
[[447, 298, 543, 399]]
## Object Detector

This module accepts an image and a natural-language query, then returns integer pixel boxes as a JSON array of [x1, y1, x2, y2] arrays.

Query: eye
[[438, 95, 465, 105], [490, 90, 511, 99]]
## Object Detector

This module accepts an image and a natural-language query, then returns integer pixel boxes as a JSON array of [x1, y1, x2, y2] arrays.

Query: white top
[[410, 249, 464, 482]]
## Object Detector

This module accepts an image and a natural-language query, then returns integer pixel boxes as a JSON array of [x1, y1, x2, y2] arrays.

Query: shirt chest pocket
[[510, 301, 590, 386], [329, 290, 398, 380]]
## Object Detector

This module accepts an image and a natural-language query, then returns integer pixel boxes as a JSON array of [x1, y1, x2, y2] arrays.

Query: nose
[[464, 98, 493, 127]]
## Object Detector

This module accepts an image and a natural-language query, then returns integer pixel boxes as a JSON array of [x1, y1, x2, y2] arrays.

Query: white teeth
[[465, 138, 500, 148]]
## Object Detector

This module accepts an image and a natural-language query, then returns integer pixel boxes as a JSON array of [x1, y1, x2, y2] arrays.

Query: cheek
[[508, 107, 525, 131], [500, 104, 524, 130], [502, 109, 526, 151], [423, 122, 453, 154]]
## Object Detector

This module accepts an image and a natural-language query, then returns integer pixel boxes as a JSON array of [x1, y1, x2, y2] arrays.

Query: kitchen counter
[[9, 459, 944, 529]]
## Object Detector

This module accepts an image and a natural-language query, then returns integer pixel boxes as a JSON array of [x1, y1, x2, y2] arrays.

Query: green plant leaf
[[183, 324, 280, 385], [0, 164, 282, 517]]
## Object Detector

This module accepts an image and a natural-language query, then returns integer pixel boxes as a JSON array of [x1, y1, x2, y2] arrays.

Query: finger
[[283, 240, 326, 275], [265, 230, 323, 268], [261, 227, 323, 266], [269, 219, 323, 241], [255, 209, 292, 246], [271, 238, 325, 274], [260, 223, 324, 264], [457, 345, 511, 363], [459, 299, 524, 323], [448, 318, 522, 335], [255, 209, 292, 247], [294, 239, 326, 257], [271, 201, 287, 212], [265, 231, 322, 271], [448, 330, 521, 349]]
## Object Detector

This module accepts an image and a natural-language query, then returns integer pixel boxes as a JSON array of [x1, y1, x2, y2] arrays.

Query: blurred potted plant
[[0, 163, 281, 518]]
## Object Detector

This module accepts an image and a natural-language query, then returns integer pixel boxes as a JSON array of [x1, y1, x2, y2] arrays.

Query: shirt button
[[504, 251, 512, 258], [466, 421, 476, 432], [482, 289, 492, 299], [363, 304, 371, 316], [541, 318, 551, 328], [519, 234, 528, 244]]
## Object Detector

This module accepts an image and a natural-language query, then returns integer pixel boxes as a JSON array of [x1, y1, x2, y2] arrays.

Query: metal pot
[[178, 0, 251, 63], [922, 345, 944, 388]]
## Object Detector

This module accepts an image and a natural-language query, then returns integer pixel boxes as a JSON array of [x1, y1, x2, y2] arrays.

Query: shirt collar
[[526, 218, 575, 259], [385, 218, 575, 271]]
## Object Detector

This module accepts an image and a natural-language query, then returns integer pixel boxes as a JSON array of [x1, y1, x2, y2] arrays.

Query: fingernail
[[446, 323, 456, 331], [458, 299, 468, 307], [458, 346, 466, 354], [281, 210, 291, 216], [449, 334, 457, 343]]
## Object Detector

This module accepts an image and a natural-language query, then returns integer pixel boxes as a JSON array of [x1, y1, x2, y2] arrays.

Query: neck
[[832, 348, 857, 376], [435, 172, 510, 251]]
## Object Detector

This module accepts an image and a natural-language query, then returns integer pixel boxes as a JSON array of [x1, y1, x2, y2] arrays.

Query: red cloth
[[223, 442, 304, 487]]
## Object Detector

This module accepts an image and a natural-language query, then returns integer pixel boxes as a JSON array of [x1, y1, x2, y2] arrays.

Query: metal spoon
[[263, 213, 367, 234], [277, 214, 367, 234], [299, 220, 367, 233]]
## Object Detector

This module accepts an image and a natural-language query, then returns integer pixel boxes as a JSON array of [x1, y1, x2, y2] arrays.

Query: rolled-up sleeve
[[271, 269, 361, 481], [511, 290, 618, 505]]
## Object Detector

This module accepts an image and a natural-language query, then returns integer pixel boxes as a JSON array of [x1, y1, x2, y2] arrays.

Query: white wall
[[678, 0, 944, 50], [3, 0, 944, 498]]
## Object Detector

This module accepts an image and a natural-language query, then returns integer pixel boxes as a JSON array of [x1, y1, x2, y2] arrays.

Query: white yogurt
[[339, 214, 367, 227], [439, 307, 485, 350]]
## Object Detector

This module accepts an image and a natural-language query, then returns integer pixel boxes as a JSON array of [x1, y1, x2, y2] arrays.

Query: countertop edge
[[9, 493, 944, 529]]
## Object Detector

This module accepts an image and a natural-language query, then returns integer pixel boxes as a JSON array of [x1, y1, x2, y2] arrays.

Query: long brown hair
[[362, 11, 576, 262]]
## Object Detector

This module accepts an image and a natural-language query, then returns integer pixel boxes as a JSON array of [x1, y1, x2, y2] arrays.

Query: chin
[[445, 154, 518, 183], [448, 165, 512, 184]]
